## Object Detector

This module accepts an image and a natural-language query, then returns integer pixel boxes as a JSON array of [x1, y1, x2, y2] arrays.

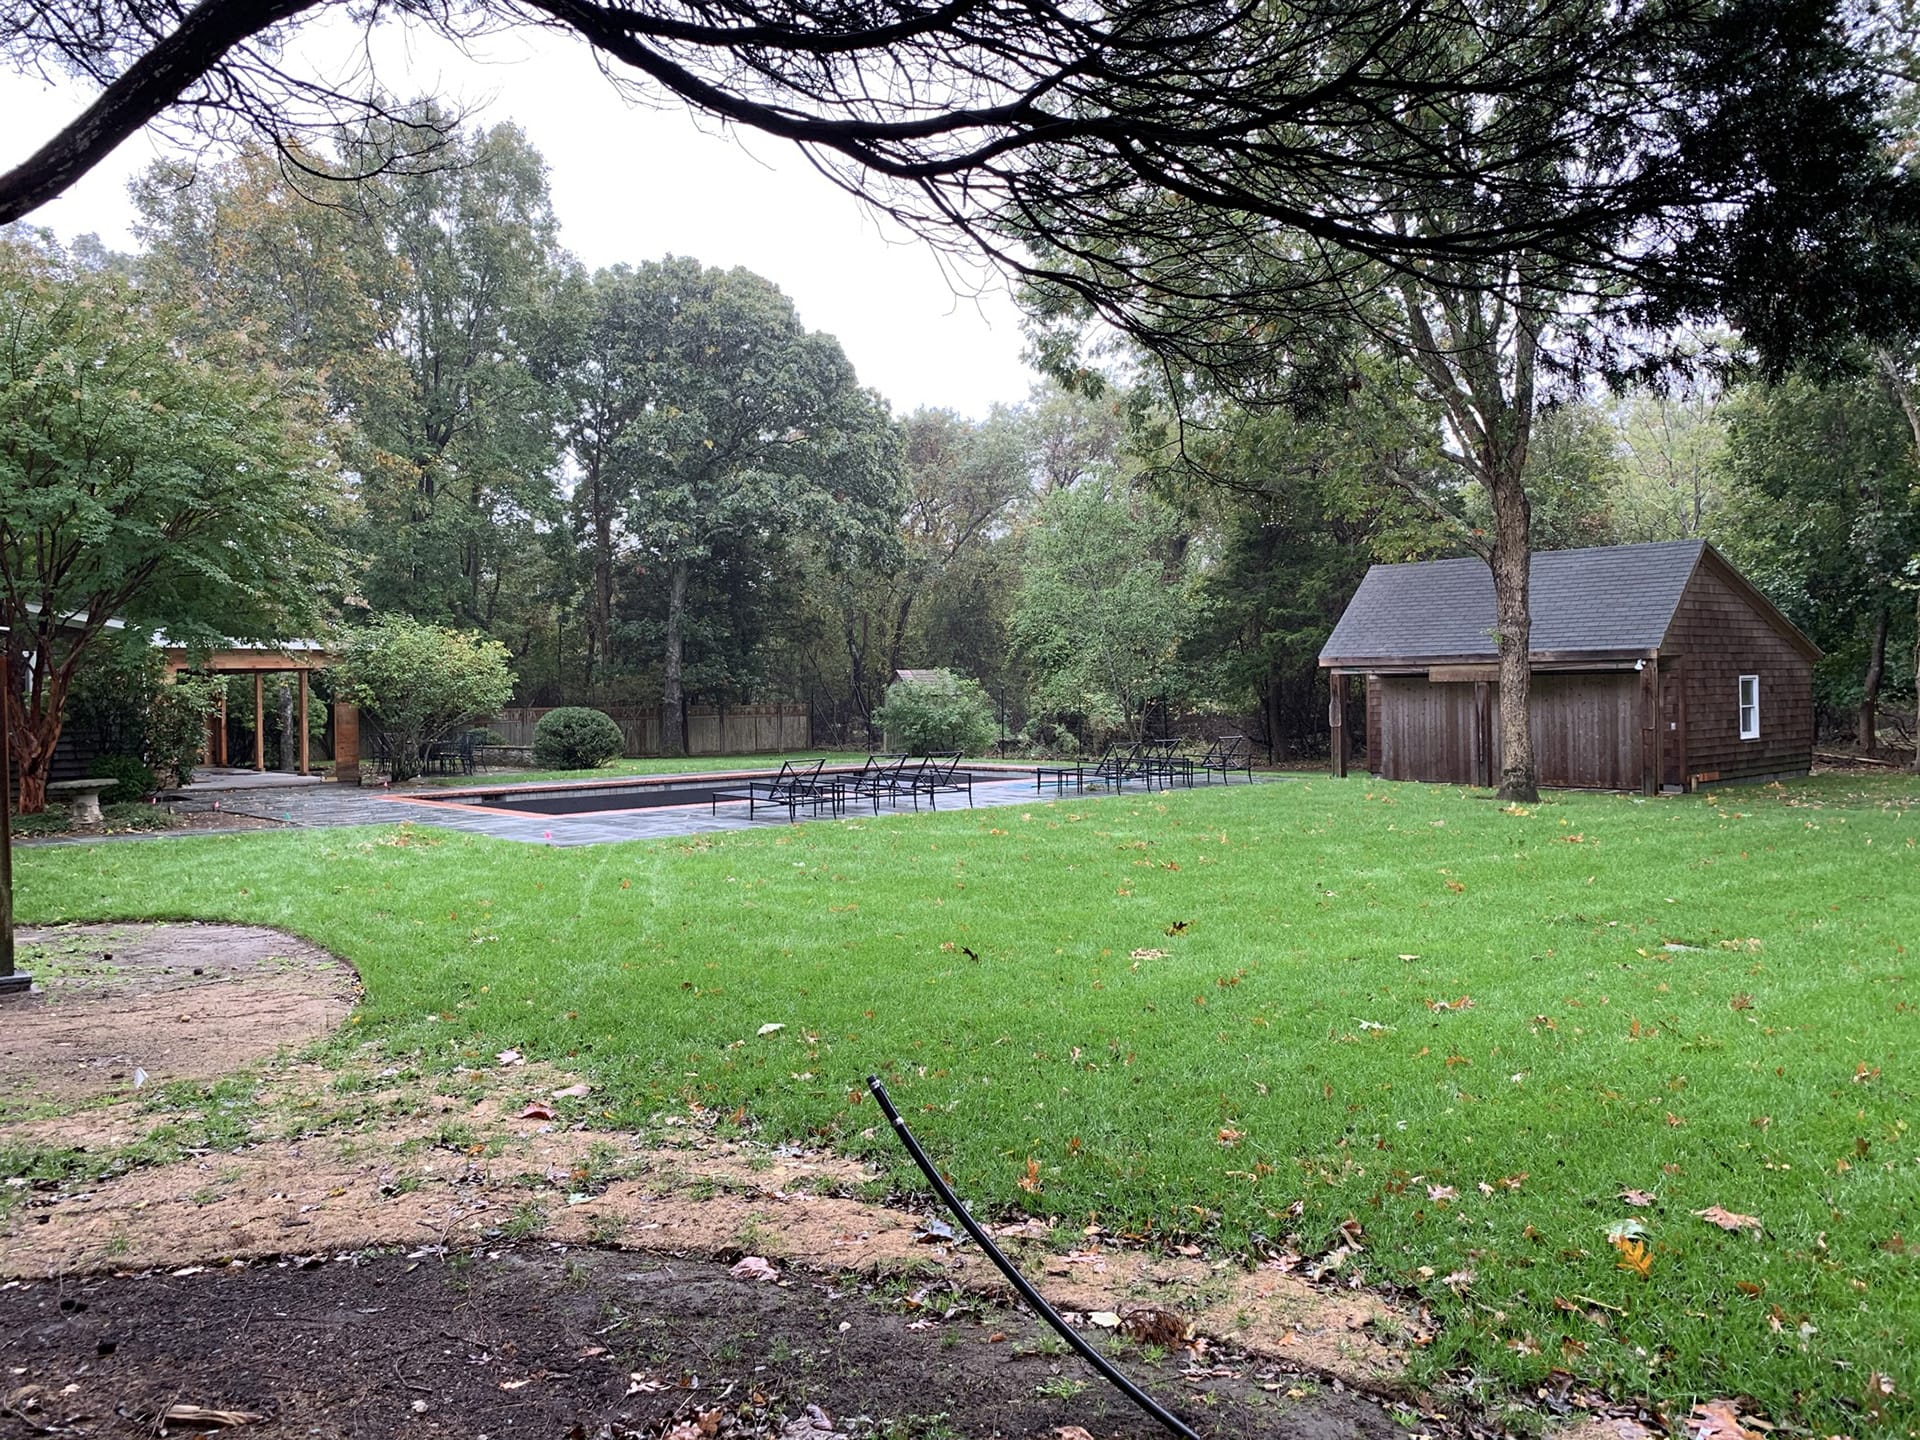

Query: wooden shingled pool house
[[1318, 540, 1819, 793]]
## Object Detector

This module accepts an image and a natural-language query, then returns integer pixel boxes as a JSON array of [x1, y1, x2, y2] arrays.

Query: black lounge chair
[[1139, 737, 1195, 790], [710, 758, 835, 820], [850, 753, 919, 812], [909, 752, 973, 808], [1195, 734, 1253, 783], [1085, 740, 1146, 789]]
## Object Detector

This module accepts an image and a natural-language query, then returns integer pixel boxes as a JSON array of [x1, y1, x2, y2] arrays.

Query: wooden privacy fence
[[489, 704, 810, 758]]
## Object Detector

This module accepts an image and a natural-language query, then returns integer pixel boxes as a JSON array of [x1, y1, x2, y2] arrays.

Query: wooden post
[[333, 701, 360, 786], [1473, 680, 1493, 789], [297, 670, 310, 777], [253, 673, 265, 771], [1639, 660, 1658, 796], [1330, 672, 1350, 778], [216, 691, 228, 767]]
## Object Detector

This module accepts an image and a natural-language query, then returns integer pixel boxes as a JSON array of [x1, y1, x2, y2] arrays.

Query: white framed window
[[1737, 674, 1760, 740]]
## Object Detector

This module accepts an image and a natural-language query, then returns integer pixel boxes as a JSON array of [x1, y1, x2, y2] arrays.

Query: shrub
[[148, 674, 223, 787], [874, 671, 996, 755], [332, 619, 517, 783], [88, 754, 158, 804], [532, 708, 626, 770]]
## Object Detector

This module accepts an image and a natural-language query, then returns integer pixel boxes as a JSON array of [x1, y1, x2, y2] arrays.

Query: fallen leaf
[[550, 1083, 592, 1099], [730, 1255, 780, 1282], [1687, 1399, 1762, 1440], [1119, 1306, 1190, 1347], [1089, 1310, 1121, 1328], [1053, 1429, 1098, 1440], [1620, 1189, 1657, 1206], [1613, 1236, 1653, 1278], [517, 1102, 556, 1121], [1427, 1184, 1457, 1203], [495, 1049, 525, 1066], [1694, 1205, 1762, 1234], [757, 1022, 785, 1037], [1017, 1157, 1042, 1193]]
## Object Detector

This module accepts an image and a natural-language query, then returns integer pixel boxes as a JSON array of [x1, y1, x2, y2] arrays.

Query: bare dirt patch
[[0, 922, 1435, 1438], [0, 924, 359, 1113], [0, 1249, 1413, 1439]]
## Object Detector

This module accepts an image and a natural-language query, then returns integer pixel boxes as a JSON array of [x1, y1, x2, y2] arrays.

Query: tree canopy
[[0, 235, 344, 809]]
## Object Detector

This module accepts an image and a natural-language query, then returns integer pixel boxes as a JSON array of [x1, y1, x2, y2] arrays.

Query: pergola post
[[253, 673, 265, 772], [216, 690, 228, 766], [298, 670, 310, 777], [333, 701, 360, 785]]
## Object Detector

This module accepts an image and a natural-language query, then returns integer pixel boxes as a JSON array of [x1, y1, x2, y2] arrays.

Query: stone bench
[[45, 778, 118, 829]]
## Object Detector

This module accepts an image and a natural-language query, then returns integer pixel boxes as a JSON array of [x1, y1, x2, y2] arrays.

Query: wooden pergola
[[161, 642, 359, 782]]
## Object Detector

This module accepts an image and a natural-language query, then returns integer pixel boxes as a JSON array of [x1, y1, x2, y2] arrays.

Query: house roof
[[1319, 539, 1812, 667]]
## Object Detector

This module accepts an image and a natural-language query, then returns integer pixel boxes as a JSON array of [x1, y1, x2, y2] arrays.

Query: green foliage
[[1462, 403, 1626, 550], [147, 675, 222, 788], [87, 755, 157, 805], [1011, 481, 1199, 739], [1715, 374, 1920, 723], [63, 636, 166, 761], [531, 707, 625, 770], [873, 672, 996, 755], [0, 236, 343, 808], [332, 618, 516, 783], [134, 112, 568, 634]]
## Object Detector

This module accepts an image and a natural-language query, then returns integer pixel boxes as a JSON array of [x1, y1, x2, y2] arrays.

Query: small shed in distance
[[1318, 540, 1819, 793]]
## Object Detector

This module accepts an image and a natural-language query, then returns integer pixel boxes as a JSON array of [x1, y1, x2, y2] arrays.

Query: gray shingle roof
[[1319, 540, 1707, 664]]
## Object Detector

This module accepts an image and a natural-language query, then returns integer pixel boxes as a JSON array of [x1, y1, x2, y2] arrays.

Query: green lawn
[[14, 775, 1918, 1432]]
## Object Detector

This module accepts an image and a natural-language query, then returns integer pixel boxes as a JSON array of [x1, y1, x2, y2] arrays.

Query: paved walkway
[[36, 768, 1282, 848], [165, 767, 326, 795]]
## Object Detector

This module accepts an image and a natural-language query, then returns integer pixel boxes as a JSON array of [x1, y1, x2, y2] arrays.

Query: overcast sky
[[0, 18, 1039, 419]]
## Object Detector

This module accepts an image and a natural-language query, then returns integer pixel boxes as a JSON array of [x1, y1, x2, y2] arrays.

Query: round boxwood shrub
[[532, 707, 626, 770], [89, 754, 158, 804]]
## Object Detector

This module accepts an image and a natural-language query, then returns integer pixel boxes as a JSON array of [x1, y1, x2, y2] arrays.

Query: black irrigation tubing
[[865, 1074, 1203, 1440]]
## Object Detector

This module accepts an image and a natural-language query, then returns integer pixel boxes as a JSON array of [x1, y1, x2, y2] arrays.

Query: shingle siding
[[1664, 554, 1815, 783]]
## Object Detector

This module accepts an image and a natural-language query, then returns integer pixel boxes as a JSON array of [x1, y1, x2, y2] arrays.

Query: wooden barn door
[[1660, 658, 1687, 790]]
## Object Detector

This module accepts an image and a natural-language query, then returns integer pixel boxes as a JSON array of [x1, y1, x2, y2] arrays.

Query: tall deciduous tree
[[134, 111, 569, 631], [613, 258, 901, 754], [1717, 374, 1920, 758], [0, 237, 342, 811], [1012, 480, 1199, 740]]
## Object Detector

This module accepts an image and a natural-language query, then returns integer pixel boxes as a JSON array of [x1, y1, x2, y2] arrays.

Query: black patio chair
[[710, 758, 835, 820], [1086, 740, 1146, 789], [909, 752, 973, 808], [849, 753, 921, 812], [1139, 737, 1195, 790], [1195, 734, 1254, 783]]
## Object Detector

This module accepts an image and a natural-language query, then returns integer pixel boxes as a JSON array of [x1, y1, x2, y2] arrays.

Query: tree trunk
[[661, 559, 690, 757], [1488, 473, 1539, 802], [5, 643, 77, 815], [1913, 590, 1919, 776], [587, 458, 614, 686], [1860, 604, 1888, 758], [278, 681, 298, 773]]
